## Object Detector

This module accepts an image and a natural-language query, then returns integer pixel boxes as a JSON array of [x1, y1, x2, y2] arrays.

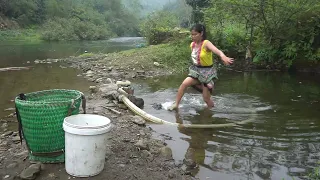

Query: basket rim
[[14, 89, 83, 105]]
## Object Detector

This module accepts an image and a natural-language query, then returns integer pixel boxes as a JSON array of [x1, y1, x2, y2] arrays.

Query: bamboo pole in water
[[117, 86, 256, 129]]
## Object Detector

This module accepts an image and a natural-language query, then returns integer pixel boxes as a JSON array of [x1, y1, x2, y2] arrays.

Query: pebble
[[131, 116, 146, 126], [106, 78, 113, 84], [139, 130, 146, 136], [168, 170, 176, 179], [118, 104, 128, 110], [6, 162, 17, 169], [134, 139, 149, 150], [14, 150, 29, 158], [183, 159, 197, 169], [89, 86, 98, 93], [12, 136, 21, 144], [3, 131, 13, 136], [141, 150, 152, 158], [118, 164, 126, 168], [3, 107, 14, 112], [289, 167, 306, 173]]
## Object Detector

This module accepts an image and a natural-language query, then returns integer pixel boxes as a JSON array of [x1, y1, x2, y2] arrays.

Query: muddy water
[[133, 71, 320, 180]]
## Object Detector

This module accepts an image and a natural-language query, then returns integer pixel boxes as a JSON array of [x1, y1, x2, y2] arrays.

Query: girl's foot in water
[[206, 100, 214, 108], [168, 102, 178, 111]]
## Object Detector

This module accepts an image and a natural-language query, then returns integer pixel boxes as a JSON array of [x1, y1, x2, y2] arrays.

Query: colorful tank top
[[190, 40, 213, 67]]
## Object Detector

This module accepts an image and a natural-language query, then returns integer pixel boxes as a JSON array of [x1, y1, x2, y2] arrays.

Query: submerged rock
[[152, 103, 162, 110]]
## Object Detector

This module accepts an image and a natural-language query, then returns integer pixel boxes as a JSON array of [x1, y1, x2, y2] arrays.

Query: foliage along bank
[[0, 0, 140, 41], [140, 0, 320, 72]]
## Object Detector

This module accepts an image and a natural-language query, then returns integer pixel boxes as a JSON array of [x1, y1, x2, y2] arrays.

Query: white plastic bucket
[[63, 114, 112, 177]]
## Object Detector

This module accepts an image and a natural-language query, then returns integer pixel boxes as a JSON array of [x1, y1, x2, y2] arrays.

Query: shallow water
[[133, 71, 320, 179], [0, 37, 145, 118]]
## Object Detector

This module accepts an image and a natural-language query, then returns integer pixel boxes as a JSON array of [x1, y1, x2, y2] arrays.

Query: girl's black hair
[[191, 24, 207, 40]]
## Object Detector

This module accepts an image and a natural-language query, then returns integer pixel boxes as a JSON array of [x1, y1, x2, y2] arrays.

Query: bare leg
[[169, 77, 199, 110], [192, 82, 214, 94], [202, 84, 214, 108]]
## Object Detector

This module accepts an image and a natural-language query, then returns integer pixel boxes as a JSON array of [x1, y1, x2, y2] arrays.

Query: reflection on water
[[0, 63, 94, 122], [0, 37, 145, 120], [133, 71, 320, 180], [0, 37, 145, 67]]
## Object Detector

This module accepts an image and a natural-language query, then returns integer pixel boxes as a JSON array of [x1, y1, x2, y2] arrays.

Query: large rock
[[159, 147, 173, 160], [128, 95, 144, 109], [102, 90, 119, 100], [20, 163, 43, 180], [99, 84, 118, 94]]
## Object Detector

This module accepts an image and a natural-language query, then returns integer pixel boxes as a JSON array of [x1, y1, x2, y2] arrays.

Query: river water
[[1, 38, 319, 180]]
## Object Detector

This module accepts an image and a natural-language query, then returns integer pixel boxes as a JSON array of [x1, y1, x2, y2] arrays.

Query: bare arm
[[205, 41, 234, 65]]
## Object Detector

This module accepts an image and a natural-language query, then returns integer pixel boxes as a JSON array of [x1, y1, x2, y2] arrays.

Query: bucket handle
[[67, 93, 86, 116]]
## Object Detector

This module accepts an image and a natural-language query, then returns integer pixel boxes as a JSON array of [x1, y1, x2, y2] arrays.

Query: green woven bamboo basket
[[14, 89, 86, 163]]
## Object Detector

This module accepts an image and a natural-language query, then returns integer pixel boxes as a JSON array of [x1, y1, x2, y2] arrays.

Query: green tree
[[203, 0, 320, 69], [185, 0, 211, 23], [1, 0, 142, 40]]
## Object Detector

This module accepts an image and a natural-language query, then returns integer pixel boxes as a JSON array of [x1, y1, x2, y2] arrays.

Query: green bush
[[40, 18, 114, 41], [140, 11, 180, 45], [0, 29, 42, 42]]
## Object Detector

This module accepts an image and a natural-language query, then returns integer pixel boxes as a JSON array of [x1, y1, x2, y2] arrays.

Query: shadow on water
[[133, 70, 320, 180]]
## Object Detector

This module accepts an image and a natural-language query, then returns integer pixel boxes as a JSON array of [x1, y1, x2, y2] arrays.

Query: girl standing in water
[[169, 24, 234, 110]]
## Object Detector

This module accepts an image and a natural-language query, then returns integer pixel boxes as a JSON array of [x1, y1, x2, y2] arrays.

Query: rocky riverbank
[[0, 54, 196, 180]]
